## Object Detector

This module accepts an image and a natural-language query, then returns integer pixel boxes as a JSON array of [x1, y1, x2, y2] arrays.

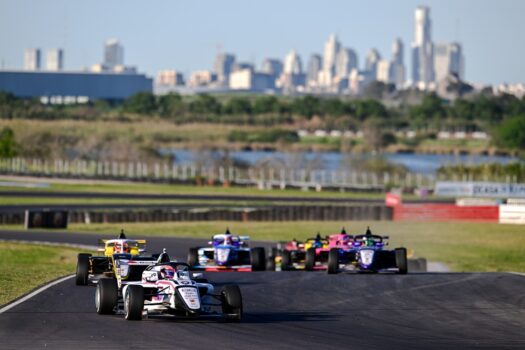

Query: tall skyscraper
[[104, 38, 124, 69], [411, 6, 434, 87], [213, 53, 236, 85], [335, 48, 358, 79], [24, 48, 41, 70], [46, 49, 64, 71], [283, 50, 303, 75], [260, 58, 283, 77], [306, 54, 322, 86], [434, 42, 465, 82], [319, 34, 340, 86], [365, 48, 382, 79], [390, 38, 406, 87]]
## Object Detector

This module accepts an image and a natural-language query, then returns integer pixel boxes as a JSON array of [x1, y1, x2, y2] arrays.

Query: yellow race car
[[76, 230, 157, 287]]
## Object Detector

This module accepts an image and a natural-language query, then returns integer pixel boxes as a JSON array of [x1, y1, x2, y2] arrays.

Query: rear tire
[[250, 247, 266, 271], [187, 248, 199, 267], [95, 278, 117, 314], [305, 248, 316, 271], [281, 250, 292, 271], [124, 285, 144, 321], [327, 248, 339, 274], [395, 248, 408, 274], [76, 253, 91, 286], [221, 285, 243, 322]]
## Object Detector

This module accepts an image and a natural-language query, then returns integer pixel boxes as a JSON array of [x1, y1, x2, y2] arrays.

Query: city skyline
[[1, 0, 524, 86]]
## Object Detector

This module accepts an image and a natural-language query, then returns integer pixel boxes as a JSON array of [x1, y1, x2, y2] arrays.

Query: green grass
[[0, 180, 418, 200], [0, 242, 91, 306], [4, 221, 524, 273]]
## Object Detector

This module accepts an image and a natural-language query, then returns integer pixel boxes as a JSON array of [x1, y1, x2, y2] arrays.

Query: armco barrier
[[392, 204, 499, 222]]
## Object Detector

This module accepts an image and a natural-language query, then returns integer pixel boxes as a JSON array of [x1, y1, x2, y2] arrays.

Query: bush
[[0, 127, 17, 157], [228, 129, 299, 143], [494, 116, 525, 149]]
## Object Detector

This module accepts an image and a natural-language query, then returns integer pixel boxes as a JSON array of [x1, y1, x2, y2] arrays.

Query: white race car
[[95, 251, 243, 321]]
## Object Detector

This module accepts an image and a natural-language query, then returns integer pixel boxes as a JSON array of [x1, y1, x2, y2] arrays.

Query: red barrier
[[392, 204, 499, 222]]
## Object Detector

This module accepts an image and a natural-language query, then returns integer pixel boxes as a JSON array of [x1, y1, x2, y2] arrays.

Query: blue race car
[[187, 229, 266, 271], [327, 227, 407, 274]]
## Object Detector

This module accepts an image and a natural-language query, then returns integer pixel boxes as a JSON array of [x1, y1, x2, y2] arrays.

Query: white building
[[104, 38, 124, 69], [156, 70, 185, 86], [188, 70, 217, 87], [213, 53, 236, 85], [46, 49, 64, 71], [319, 34, 340, 87], [335, 48, 358, 80], [24, 48, 41, 70], [411, 6, 434, 88], [365, 48, 381, 79], [306, 54, 322, 87], [229, 69, 275, 92], [434, 42, 465, 82]]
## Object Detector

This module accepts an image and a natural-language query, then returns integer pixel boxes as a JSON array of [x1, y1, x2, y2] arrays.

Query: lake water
[[165, 148, 519, 175]]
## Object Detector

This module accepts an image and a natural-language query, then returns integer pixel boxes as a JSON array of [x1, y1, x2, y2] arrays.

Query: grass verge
[[0, 242, 90, 306]]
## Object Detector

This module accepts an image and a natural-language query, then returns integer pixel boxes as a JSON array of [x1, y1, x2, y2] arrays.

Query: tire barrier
[[24, 210, 68, 229], [1, 205, 394, 225]]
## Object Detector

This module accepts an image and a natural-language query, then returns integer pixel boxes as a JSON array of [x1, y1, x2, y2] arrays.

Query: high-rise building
[[283, 50, 303, 75], [232, 62, 255, 72], [434, 42, 464, 82], [104, 38, 124, 69], [46, 49, 64, 71], [376, 60, 392, 83], [335, 48, 358, 79], [24, 48, 41, 70], [213, 53, 236, 85], [306, 54, 322, 86], [365, 48, 382, 79], [411, 6, 434, 87], [319, 34, 341, 86], [260, 58, 283, 77], [389, 38, 406, 88]]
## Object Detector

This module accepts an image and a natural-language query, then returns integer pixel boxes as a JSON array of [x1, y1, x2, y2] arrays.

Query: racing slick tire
[[187, 248, 199, 267], [95, 278, 118, 315], [221, 285, 243, 322], [266, 256, 276, 271], [124, 285, 144, 321], [281, 250, 292, 271], [250, 247, 266, 271], [75, 253, 91, 286], [327, 248, 339, 274], [395, 248, 408, 275], [305, 248, 316, 271]]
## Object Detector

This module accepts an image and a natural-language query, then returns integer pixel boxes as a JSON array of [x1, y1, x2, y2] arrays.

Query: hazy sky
[[0, 0, 524, 85]]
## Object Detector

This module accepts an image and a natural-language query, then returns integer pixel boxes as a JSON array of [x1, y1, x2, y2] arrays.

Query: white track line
[[0, 275, 74, 314], [0, 239, 98, 251], [507, 272, 525, 277]]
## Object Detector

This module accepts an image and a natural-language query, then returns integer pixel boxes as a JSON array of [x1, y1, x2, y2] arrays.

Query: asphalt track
[[1, 230, 525, 349]]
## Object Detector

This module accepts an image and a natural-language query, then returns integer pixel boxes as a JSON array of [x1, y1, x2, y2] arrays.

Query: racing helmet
[[114, 241, 129, 254], [160, 265, 176, 279]]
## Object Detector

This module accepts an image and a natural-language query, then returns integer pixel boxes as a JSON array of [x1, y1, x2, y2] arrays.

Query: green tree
[[253, 96, 280, 114], [494, 116, 525, 149], [0, 127, 17, 157], [124, 92, 157, 115], [291, 95, 321, 117], [158, 93, 186, 117], [223, 97, 252, 115], [188, 94, 221, 115]]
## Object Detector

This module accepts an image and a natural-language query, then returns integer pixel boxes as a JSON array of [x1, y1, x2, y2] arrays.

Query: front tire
[[327, 248, 339, 274], [95, 278, 117, 314], [266, 256, 276, 271], [76, 253, 91, 286], [124, 285, 144, 321], [305, 248, 316, 271], [395, 248, 408, 274], [250, 247, 266, 271], [221, 285, 243, 322]]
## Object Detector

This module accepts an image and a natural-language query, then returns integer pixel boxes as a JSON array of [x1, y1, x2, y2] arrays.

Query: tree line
[[1, 90, 525, 150]]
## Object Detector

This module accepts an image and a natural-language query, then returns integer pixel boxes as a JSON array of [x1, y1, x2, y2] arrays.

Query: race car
[[268, 233, 329, 271], [76, 230, 158, 287], [187, 229, 266, 271], [327, 227, 407, 274], [95, 251, 243, 321]]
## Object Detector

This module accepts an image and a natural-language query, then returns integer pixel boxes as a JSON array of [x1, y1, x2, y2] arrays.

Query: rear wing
[[97, 239, 148, 252]]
